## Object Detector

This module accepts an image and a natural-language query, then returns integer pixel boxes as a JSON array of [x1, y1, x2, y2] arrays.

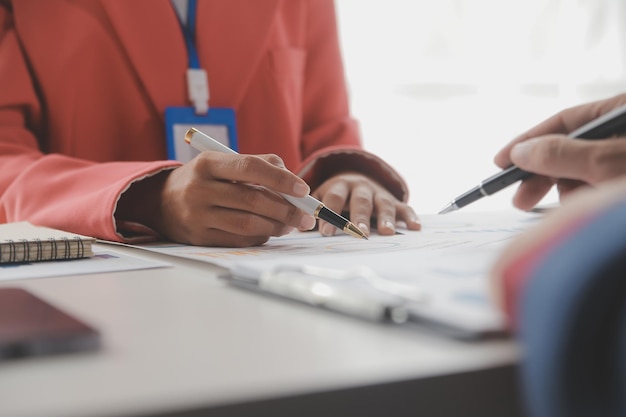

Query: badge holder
[[165, 106, 238, 163], [166, 1, 238, 163]]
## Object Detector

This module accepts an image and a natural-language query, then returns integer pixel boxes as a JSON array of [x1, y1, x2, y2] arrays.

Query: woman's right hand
[[118, 151, 317, 247]]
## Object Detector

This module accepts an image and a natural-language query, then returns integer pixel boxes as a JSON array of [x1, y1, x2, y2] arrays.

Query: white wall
[[336, 0, 626, 213]]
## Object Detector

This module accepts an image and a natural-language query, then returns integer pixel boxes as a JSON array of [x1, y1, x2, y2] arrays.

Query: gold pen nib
[[344, 222, 368, 239]]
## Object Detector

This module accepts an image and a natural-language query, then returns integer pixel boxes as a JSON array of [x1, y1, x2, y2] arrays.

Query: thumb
[[510, 136, 597, 182]]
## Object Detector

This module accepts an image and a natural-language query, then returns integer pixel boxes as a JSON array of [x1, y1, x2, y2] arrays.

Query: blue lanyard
[[173, 0, 209, 114], [177, 0, 201, 69]]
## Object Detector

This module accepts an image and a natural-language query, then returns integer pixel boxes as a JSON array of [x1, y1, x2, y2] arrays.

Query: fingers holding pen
[[510, 175, 556, 212], [210, 181, 316, 229], [494, 95, 626, 169], [157, 152, 316, 246], [507, 135, 626, 210], [511, 136, 626, 184], [209, 153, 312, 198], [194, 151, 316, 228], [206, 153, 317, 229]]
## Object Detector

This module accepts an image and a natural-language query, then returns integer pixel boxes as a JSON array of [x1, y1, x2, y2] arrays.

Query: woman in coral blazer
[[0, 0, 419, 246]]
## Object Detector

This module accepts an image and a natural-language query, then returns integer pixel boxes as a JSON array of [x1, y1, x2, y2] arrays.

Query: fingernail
[[510, 140, 536, 165], [293, 182, 310, 197], [300, 214, 316, 230], [383, 219, 395, 232], [357, 222, 369, 235], [321, 223, 335, 236]]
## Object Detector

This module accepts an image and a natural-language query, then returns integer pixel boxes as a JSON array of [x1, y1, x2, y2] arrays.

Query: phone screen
[[0, 287, 101, 359]]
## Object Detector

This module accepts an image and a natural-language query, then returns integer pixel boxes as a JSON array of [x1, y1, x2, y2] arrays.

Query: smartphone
[[0, 287, 101, 359]]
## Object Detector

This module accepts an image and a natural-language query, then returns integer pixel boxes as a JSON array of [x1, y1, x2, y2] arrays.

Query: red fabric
[[0, 0, 408, 241], [299, 146, 408, 202]]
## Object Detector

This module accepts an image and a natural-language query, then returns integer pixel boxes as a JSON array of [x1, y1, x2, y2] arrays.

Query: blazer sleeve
[[493, 179, 626, 329], [295, 0, 409, 202], [0, 5, 179, 242]]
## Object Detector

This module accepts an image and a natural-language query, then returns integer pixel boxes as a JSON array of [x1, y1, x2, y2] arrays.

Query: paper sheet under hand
[[134, 210, 541, 336]]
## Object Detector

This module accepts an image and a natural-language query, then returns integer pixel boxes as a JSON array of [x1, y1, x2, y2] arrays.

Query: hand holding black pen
[[441, 97, 626, 214]]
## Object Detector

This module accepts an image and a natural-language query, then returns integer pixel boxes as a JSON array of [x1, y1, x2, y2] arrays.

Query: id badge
[[165, 106, 238, 163]]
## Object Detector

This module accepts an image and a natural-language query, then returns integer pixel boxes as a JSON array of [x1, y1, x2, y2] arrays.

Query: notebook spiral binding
[[3, 237, 86, 263]]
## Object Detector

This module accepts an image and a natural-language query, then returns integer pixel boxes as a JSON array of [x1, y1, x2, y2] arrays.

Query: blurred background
[[336, 0, 626, 213]]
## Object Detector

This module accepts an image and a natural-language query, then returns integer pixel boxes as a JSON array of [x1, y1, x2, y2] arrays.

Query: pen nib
[[438, 202, 459, 215], [344, 222, 368, 239]]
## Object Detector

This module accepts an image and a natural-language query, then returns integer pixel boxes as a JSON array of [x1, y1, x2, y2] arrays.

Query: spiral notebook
[[0, 222, 96, 264]]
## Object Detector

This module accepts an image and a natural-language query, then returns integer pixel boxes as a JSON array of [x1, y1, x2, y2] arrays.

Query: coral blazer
[[0, 0, 408, 241]]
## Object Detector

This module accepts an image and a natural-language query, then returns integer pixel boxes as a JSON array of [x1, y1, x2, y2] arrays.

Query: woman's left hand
[[311, 172, 421, 237]]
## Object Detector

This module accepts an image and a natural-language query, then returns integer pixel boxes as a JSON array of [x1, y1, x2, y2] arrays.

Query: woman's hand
[[311, 172, 420, 237], [117, 152, 317, 247]]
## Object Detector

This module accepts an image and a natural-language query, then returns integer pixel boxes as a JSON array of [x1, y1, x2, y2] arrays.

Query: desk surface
[[0, 244, 525, 417]]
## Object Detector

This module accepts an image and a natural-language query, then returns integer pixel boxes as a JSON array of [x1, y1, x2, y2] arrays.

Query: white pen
[[184, 127, 367, 239]]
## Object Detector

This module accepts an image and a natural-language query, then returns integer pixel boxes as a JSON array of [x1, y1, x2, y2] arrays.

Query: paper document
[[135, 210, 541, 337], [0, 244, 170, 281]]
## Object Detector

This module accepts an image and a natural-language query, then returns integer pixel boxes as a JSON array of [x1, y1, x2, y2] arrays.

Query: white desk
[[0, 244, 526, 417]]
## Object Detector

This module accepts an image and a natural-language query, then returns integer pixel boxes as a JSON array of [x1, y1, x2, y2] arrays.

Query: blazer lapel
[[102, 0, 188, 114], [101, 0, 280, 113], [196, 0, 281, 107]]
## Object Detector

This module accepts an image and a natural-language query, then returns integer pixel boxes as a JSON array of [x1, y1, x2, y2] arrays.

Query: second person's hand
[[494, 93, 626, 210]]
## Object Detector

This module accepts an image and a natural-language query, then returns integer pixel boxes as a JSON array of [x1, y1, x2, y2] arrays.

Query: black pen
[[439, 102, 626, 214], [184, 127, 367, 239]]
